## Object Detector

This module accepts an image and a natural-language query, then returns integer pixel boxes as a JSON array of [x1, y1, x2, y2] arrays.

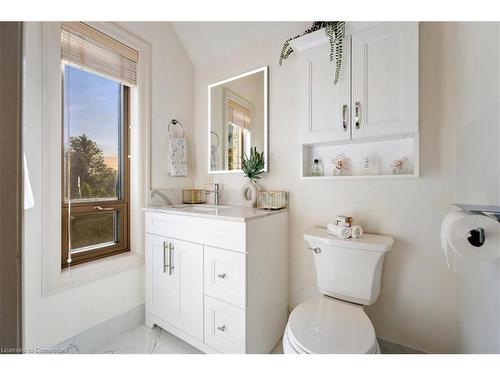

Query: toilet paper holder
[[468, 227, 485, 247], [454, 204, 500, 248], [454, 204, 500, 221]]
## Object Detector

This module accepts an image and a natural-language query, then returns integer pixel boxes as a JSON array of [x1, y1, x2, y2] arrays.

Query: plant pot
[[241, 180, 260, 208]]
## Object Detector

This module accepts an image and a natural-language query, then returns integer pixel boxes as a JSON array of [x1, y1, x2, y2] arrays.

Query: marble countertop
[[143, 204, 287, 222]]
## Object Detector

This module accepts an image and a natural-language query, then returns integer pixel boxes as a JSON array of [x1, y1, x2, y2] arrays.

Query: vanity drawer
[[204, 296, 245, 353], [145, 212, 246, 252], [204, 246, 246, 308]]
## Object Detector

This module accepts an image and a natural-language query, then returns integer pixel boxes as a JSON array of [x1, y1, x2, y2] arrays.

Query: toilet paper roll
[[441, 210, 500, 267], [351, 225, 363, 239], [327, 223, 352, 239]]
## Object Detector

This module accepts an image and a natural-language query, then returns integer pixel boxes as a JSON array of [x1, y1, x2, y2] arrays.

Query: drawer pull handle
[[217, 325, 226, 332], [217, 273, 227, 279]]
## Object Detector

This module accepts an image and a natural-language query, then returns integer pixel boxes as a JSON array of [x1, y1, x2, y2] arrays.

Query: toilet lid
[[288, 296, 377, 354]]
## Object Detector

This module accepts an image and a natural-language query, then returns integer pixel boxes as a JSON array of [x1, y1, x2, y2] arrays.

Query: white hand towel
[[169, 136, 187, 177], [327, 223, 352, 239], [351, 225, 363, 238]]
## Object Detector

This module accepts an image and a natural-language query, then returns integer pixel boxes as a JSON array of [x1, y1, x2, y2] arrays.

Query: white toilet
[[283, 227, 394, 354]]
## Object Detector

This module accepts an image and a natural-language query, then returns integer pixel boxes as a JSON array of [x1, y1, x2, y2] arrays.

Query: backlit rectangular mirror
[[208, 66, 268, 173]]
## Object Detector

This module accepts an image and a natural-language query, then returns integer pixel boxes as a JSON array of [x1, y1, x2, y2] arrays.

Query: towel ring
[[210, 130, 220, 148], [168, 119, 186, 138]]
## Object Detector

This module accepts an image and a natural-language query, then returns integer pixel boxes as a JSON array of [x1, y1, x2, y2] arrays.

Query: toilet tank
[[304, 227, 394, 305]]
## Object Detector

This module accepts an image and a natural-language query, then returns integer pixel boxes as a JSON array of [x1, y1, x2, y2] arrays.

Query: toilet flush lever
[[308, 246, 321, 254]]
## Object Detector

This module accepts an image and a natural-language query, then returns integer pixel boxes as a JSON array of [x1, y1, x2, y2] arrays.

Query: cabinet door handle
[[342, 104, 348, 131], [354, 101, 361, 129], [217, 325, 226, 332], [217, 273, 227, 279], [168, 243, 175, 275], [162, 242, 168, 273]]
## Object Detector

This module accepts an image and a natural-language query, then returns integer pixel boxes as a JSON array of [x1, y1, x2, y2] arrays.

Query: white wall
[[442, 22, 500, 353], [194, 24, 458, 353], [22, 21, 194, 349], [118, 22, 196, 190]]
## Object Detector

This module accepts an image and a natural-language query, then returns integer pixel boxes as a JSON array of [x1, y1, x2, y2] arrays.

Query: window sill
[[43, 249, 143, 295]]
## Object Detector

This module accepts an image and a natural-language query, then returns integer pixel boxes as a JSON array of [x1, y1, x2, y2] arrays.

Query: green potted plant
[[241, 147, 265, 207]]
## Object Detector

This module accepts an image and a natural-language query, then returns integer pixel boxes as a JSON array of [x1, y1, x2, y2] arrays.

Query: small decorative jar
[[391, 156, 409, 175], [332, 154, 351, 176]]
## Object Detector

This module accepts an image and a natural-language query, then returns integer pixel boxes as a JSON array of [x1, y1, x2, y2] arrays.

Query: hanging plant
[[279, 21, 346, 85]]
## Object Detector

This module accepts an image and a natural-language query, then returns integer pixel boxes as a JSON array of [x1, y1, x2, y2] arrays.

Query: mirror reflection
[[209, 66, 268, 172]]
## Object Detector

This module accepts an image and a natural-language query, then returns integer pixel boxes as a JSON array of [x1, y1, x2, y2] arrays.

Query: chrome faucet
[[151, 189, 174, 206], [206, 183, 221, 206]]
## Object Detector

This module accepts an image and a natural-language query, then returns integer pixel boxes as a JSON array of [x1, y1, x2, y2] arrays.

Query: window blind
[[61, 22, 138, 87], [228, 99, 251, 129]]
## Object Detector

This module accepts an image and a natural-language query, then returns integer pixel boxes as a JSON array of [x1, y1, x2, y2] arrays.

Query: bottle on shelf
[[360, 154, 379, 175], [310, 158, 324, 177], [360, 154, 371, 175]]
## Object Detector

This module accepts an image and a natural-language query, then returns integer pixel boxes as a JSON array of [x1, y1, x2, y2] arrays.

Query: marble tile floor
[[89, 324, 420, 354], [95, 325, 203, 354], [92, 324, 284, 354], [377, 338, 424, 354]]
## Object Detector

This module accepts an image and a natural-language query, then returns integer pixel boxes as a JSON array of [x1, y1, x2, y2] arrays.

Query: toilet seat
[[285, 296, 378, 354]]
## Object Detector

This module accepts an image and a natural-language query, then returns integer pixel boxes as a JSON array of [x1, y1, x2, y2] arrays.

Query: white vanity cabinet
[[144, 207, 288, 354]]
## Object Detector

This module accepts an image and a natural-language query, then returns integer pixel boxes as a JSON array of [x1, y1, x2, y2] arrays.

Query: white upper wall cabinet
[[294, 22, 419, 178], [297, 22, 418, 144], [299, 37, 351, 144], [351, 22, 418, 139]]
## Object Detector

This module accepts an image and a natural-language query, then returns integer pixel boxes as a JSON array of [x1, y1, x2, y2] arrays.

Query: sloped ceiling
[[171, 21, 311, 67]]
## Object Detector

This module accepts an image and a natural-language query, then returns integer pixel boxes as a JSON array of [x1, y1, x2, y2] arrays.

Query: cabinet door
[[171, 238, 204, 341], [145, 234, 177, 326], [145, 234, 204, 341], [351, 22, 418, 139], [299, 37, 351, 144]]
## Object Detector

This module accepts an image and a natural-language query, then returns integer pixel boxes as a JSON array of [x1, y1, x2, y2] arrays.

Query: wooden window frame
[[61, 71, 130, 268]]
